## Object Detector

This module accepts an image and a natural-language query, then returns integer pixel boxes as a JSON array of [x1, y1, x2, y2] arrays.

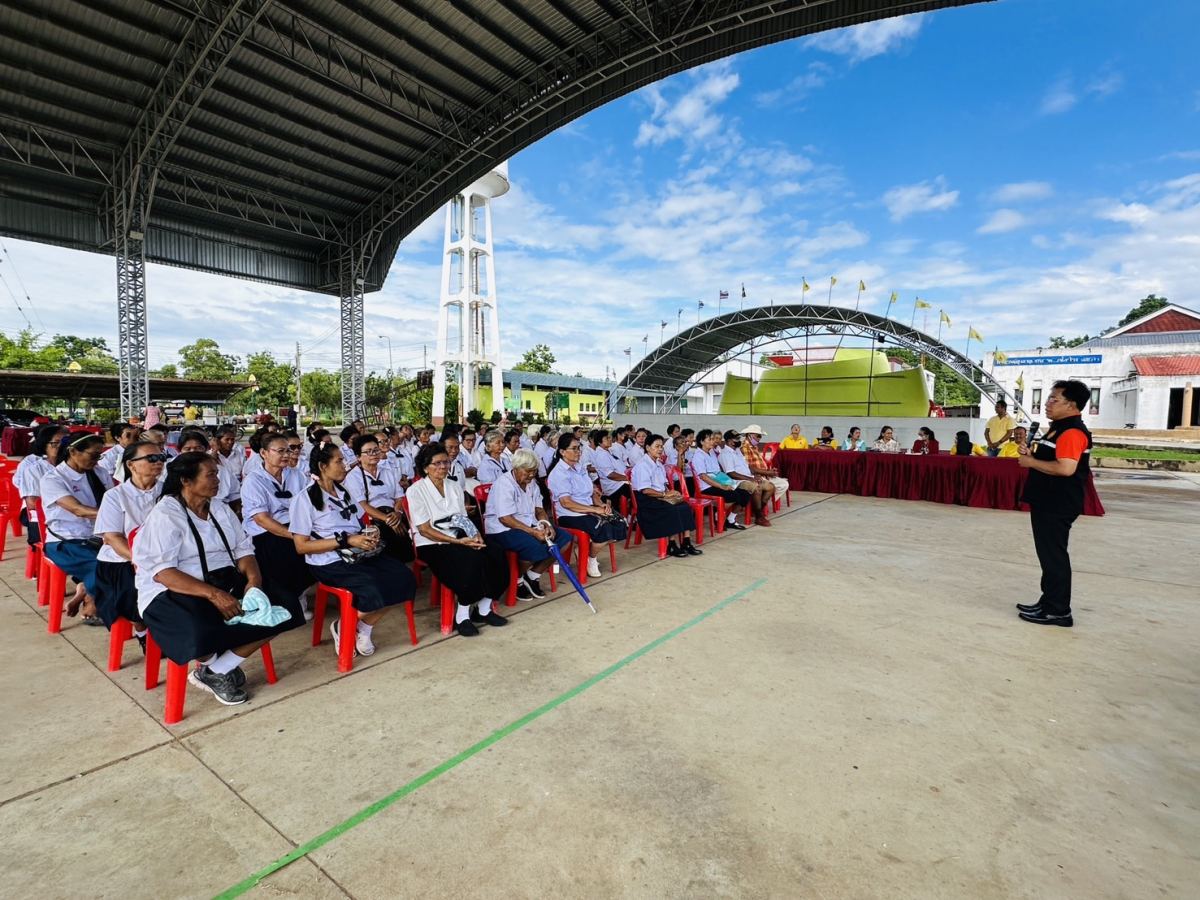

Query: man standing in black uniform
[[1015, 380, 1093, 627]]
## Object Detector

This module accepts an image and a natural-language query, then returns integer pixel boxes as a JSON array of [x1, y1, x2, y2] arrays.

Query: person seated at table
[[213, 424, 245, 482], [998, 426, 1027, 458], [134, 453, 304, 706], [984, 398, 1017, 457], [41, 432, 117, 625], [779, 424, 808, 450], [812, 426, 839, 450], [843, 427, 868, 452], [14, 423, 70, 549], [717, 431, 767, 528], [290, 443, 416, 656], [408, 443, 510, 637], [547, 434, 626, 578], [691, 429, 756, 526], [950, 431, 986, 456], [592, 429, 633, 515], [174, 431, 241, 515], [98, 421, 141, 482], [485, 449, 572, 599], [870, 426, 902, 453], [911, 427, 940, 455], [93, 441, 166, 644], [632, 434, 702, 557], [242, 433, 315, 621], [476, 431, 511, 486]]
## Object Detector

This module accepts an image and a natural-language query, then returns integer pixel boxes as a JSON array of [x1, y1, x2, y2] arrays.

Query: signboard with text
[[995, 354, 1102, 366]]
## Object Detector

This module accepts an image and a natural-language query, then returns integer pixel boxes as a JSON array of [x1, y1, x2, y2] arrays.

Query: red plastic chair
[[549, 505, 616, 587], [33, 500, 69, 632], [311, 582, 418, 673], [624, 491, 669, 559], [144, 634, 278, 725], [668, 464, 717, 542], [689, 464, 728, 529]]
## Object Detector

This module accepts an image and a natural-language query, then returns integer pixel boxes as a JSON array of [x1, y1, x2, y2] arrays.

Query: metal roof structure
[[0, 0, 992, 421], [614, 304, 1026, 418], [0, 369, 253, 404]]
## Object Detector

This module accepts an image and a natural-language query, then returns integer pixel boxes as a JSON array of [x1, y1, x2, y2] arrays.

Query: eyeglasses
[[565, 445, 581, 452], [361, 448, 382, 455], [83, 450, 105, 460], [287, 444, 303, 451], [427, 459, 450, 468], [129, 453, 170, 464]]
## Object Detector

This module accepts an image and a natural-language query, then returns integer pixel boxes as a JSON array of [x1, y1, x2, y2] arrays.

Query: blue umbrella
[[544, 530, 596, 613]]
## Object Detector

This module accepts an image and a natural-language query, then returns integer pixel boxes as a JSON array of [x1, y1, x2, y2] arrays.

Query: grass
[[1092, 447, 1200, 461]]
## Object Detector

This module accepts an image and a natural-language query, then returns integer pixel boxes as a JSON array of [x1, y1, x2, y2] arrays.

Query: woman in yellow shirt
[[779, 424, 808, 450], [950, 431, 986, 456]]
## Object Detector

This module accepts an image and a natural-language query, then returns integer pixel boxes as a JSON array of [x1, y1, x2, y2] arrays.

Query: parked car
[[0, 409, 49, 427]]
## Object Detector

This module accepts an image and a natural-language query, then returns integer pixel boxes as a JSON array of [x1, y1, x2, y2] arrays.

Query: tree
[[489, 409, 503, 425], [757, 353, 780, 368], [1049, 335, 1090, 349], [1117, 294, 1169, 328], [178, 338, 239, 381], [888, 349, 981, 407], [244, 351, 295, 410], [466, 408, 487, 430], [0, 329, 65, 371], [153, 363, 179, 379], [49, 335, 118, 373], [406, 389, 433, 425], [443, 384, 460, 424], [300, 370, 340, 417], [512, 343, 556, 373]]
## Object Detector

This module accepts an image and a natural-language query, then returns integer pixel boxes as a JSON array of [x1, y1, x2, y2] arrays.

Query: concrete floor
[[1, 473, 1196, 900]]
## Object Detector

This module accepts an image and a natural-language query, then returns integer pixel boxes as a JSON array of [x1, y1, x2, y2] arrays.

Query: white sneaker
[[355, 626, 376, 656], [587, 558, 602, 578], [330, 620, 358, 658], [303, 608, 315, 622]]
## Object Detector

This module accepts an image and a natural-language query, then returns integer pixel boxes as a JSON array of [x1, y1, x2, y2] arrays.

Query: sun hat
[[740, 424, 767, 437]]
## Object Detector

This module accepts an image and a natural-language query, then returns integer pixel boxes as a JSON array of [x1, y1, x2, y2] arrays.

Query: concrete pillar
[[1183, 381, 1194, 428]]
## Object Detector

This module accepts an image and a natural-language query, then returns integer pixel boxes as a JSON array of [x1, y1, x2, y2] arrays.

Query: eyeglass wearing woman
[[13, 423, 70, 548], [547, 434, 625, 579]]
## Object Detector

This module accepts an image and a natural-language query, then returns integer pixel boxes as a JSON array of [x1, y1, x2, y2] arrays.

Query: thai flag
[[718, 290, 729, 300]]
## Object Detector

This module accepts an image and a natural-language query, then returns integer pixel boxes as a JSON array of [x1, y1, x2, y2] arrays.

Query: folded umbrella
[[544, 530, 595, 613]]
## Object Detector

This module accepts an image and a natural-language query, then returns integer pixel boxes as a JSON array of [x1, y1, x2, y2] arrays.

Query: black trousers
[[1029, 508, 1078, 616]]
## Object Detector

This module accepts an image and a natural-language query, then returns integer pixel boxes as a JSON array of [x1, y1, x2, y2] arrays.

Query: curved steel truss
[[615, 304, 1026, 418]]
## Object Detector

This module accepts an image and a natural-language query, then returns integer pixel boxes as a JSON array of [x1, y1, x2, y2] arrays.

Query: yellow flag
[[940, 310, 952, 327], [915, 299, 932, 309], [802, 279, 810, 292], [859, 280, 866, 291], [969, 327, 983, 341], [994, 350, 1009, 365], [1016, 373, 1025, 391], [889, 292, 898, 304], [830, 276, 837, 286]]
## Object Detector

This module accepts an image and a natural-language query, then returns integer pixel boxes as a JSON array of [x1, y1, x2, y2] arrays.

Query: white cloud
[[805, 15, 926, 63], [977, 209, 1031, 234], [1040, 74, 1077, 114], [635, 60, 740, 148], [754, 64, 830, 107], [791, 222, 870, 266], [882, 176, 959, 222], [990, 181, 1054, 203], [1041, 68, 1123, 115]]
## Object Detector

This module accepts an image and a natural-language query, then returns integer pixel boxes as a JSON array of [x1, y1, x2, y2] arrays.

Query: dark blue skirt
[[44, 540, 100, 597], [486, 527, 572, 562], [558, 514, 627, 544], [635, 492, 695, 539], [252, 532, 314, 598], [95, 560, 140, 628]]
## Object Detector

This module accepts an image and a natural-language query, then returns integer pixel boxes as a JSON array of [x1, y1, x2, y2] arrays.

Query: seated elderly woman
[[870, 426, 902, 453], [346, 433, 414, 564], [689, 429, 753, 527], [475, 430, 511, 486], [546, 433, 627, 578], [484, 449, 572, 599], [632, 434, 702, 558], [408, 443, 510, 637], [591, 429, 633, 513], [241, 432, 314, 620], [41, 432, 118, 625], [13, 423, 70, 551], [133, 453, 304, 706], [93, 440, 167, 644], [174, 430, 241, 514], [290, 442, 417, 658]]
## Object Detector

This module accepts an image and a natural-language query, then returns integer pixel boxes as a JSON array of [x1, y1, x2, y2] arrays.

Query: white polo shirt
[[216, 447, 245, 480], [546, 459, 595, 520], [631, 455, 667, 492], [627, 443, 646, 466], [288, 483, 364, 565], [241, 466, 308, 537], [483, 471, 541, 533], [40, 462, 115, 541], [591, 448, 626, 497], [13, 455, 54, 511], [347, 464, 404, 510], [718, 445, 754, 479], [476, 454, 509, 486], [95, 480, 162, 563]]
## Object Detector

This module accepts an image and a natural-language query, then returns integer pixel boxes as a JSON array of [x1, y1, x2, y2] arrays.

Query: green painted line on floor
[[213, 577, 768, 899]]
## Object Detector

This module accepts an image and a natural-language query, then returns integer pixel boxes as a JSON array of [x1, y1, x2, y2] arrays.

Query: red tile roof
[[1124, 309, 1200, 334], [1132, 356, 1200, 376]]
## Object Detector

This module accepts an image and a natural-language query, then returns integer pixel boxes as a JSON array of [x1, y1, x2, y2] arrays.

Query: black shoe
[[669, 546, 689, 558], [1018, 610, 1073, 627], [1015, 602, 1042, 613], [482, 611, 508, 627], [455, 619, 481, 637], [136, 633, 147, 655], [230, 666, 246, 689], [726, 521, 746, 531], [189, 665, 249, 705], [683, 543, 703, 556], [524, 577, 546, 599], [515, 581, 534, 601]]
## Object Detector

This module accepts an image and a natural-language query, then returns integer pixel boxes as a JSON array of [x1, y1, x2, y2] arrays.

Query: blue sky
[[4, 0, 1199, 378]]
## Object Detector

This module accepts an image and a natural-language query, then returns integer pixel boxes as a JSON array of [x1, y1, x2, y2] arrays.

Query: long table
[[774, 450, 1104, 516]]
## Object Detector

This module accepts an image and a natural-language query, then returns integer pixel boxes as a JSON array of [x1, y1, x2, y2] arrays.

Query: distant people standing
[[1016, 380, 1093, 628], [984, 399, 1016, 457], [183, 402, 199, 423], [142, 401, 162, 430]]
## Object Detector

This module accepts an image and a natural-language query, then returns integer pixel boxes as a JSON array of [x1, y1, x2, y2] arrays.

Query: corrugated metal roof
[[0, 0, 992, 293], [1082, 331, 1200, 348]]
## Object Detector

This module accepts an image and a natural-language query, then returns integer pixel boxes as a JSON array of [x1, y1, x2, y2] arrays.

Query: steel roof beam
[[489, 0, 572, 51]]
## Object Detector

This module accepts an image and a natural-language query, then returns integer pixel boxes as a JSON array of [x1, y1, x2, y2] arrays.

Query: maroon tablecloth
[[775, 450, 1104, 516], [2, 426, 34, 456]]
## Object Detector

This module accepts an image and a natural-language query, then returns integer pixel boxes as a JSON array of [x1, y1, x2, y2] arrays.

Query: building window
[[1031, 388, 1042, 413], [524, 400, 531, 410], [1090, 387, 1100, 415]]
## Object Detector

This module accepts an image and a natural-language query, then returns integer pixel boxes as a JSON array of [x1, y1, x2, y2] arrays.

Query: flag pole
[[937, 313, 943, 343], [910, 297, 918, 329]]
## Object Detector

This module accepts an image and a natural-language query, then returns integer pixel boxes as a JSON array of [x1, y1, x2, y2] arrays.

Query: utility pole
[[378, 335, 394, 422], [294, 341, 302, 415]]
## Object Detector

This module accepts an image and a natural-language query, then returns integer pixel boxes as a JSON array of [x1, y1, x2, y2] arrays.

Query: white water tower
[[432, 161, 509, 424]]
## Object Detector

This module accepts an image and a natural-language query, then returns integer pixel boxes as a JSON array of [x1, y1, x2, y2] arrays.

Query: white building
[[985, 303, 1200, 430]]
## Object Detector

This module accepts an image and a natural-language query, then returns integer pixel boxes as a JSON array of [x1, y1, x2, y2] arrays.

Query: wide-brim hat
[[740, 424, 767, 437]]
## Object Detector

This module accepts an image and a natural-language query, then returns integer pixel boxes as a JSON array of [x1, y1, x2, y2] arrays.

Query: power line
[[0, 242, 46, 331], [0, 266, 33, 329]]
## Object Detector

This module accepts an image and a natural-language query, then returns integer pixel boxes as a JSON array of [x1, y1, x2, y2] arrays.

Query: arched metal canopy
[[615, 304, 1026, 418]]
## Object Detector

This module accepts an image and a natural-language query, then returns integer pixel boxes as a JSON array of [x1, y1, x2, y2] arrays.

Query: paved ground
[[1, 473, 1197, 900]]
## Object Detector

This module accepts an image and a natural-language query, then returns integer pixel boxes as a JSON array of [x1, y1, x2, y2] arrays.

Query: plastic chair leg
[[439, 586, 455, 635], [0, 514, 7, 560], [9, 511, 19, 537], [691, 505, 704, 544], [37, 555, 51, 606], [608, 540, 617, 574], [337, 596, 357, 674], [163, 660, 188, 725], [45, 562, 66, 634], [505, 552, 519, 607], [657, 538, 668, 559], [145, 634, 163, 689], [260, 643, 279, 684], [25, 543, 42, 580], [404, 600, 418, 646], [108, 618, 133, 671]]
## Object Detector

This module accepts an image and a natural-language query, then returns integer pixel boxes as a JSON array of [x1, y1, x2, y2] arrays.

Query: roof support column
[[338, 243, 366, 424], [114, 159, 151, 420]]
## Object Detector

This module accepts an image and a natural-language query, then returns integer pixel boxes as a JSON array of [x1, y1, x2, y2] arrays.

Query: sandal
[[81, 615, 106, 627]]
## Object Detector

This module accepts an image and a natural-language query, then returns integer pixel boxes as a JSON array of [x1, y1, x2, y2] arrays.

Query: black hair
[[309, 428, 330, 445], [538, 425, 552, 439], [59, 431, 104, 459], [821, 426, 834, 438], [110, 421, 131, 440], [260, 432, 290, 454], [178, 431, 210, 451], [32, 423, 70, 458], [339, 424, 358, 443], [876, 425, 893, 440], [667, 423, 680, 436], [674, 435, 688, 449], [919, 427, 936, 441], [120, 440, 161, 467], [546, 432, 577, 475], [588, 429, 601, 443], [415, 441, 447, 478], [846, 427, 861, 442], [634, 427, 649, 439], [594, 428, 610, 442], [723, 429, 739, 441], [160, 452, 215, 500], [695, 428, 713, 446], [351, 432, 379, 455], [214, 424, 236, 439], [503, 428, 522, 443], [680, 428, 695, 439], [248, 427, 270, 453], [1053, 379, 1091, 410], [381, 425, 398, 437], [439, 424, 462, 441], [148, 423, 168, 434], [954, 432, 973, 456], [994, 398, 1008, 408], [306, 441, 346, 510], [646, 433, 665, 449]]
